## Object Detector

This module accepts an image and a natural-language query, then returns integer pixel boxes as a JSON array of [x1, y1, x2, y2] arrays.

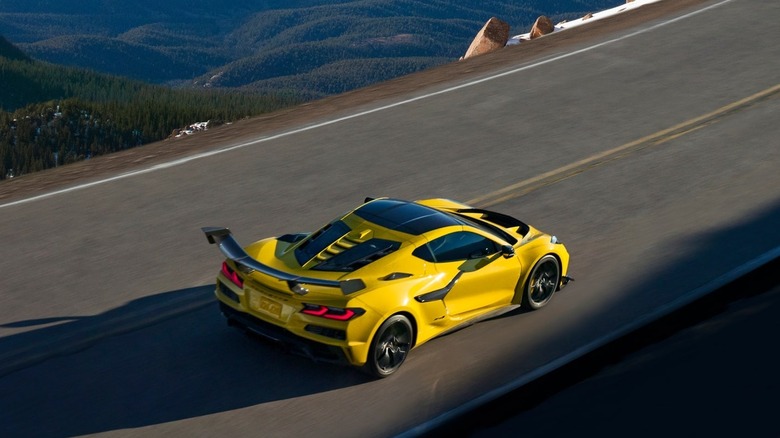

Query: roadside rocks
[[461, 17, 510, 60], [529, 16, 554, 39], [462, 0, 643, 59]]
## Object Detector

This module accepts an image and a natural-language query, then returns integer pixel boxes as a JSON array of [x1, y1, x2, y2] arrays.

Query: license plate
[[249, 290, 283, 318]]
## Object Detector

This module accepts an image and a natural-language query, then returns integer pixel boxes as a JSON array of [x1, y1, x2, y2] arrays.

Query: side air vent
[[380, 272, 413, 281]]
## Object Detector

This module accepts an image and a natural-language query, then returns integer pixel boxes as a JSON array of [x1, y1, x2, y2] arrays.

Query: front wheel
[[521, 255, 560, 310], [363, 315, 413, 378]]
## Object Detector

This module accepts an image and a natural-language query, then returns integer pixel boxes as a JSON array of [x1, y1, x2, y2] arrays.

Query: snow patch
[[175, 121, 210, 137], [507, 0, 663, 45]]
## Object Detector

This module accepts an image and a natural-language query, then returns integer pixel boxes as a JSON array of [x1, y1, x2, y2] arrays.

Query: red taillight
[[221, 261, 244, 288], [301, 304, 364, 321]]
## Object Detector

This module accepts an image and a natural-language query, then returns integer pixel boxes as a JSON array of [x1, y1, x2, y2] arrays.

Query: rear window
[[353, 199, 464, 235]]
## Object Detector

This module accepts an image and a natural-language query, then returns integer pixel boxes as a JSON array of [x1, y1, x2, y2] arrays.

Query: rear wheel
[[363, 315, 413, 378], [522, 255, 560, 310]]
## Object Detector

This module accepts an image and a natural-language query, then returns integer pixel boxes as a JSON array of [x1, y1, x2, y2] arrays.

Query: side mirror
[[501, 245, 515, 258]]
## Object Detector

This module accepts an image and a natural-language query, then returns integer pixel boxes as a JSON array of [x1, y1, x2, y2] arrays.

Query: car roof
[[351, 198, 466, 236]]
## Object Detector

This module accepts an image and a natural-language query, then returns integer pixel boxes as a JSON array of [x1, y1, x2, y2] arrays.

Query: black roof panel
[[353, 199, 464, 235]]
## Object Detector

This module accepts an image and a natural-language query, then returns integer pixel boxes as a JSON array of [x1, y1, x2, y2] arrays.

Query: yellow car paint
[[204, 197, 571, 377]]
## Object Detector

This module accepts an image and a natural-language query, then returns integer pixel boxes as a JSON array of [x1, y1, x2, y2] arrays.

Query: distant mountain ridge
[[1, 0, 620, 97]]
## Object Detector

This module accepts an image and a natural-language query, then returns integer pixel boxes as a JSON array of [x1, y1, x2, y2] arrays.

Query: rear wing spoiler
[[202, 227, 365, 295]]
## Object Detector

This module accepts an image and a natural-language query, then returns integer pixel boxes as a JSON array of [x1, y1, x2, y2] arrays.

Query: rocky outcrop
[[462, 17, 510, 60], [493, 0, 654, 48], [529, 16, 554, 39]]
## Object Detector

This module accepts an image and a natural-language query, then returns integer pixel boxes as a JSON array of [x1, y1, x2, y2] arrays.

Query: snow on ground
[[507, 0, 663, 44], [174, 121, 210, 138]]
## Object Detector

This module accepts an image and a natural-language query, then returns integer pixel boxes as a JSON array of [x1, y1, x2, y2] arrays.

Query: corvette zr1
[[202, 197, 571, 377]]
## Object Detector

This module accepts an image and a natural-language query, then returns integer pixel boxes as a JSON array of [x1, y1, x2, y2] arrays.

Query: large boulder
[[462, 17, 510, 60], [529, 16, 554, 39]]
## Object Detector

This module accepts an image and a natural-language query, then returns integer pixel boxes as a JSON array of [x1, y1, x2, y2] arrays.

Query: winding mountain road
[[1, 0, 778, 436]]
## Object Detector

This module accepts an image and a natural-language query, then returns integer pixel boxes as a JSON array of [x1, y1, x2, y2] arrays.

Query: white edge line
[[0, 0, 734, 211], [396, 244, 780, 438]]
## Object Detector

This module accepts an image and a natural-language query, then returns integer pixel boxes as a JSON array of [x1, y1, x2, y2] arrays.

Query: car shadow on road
[[0, 286, 371, 437]]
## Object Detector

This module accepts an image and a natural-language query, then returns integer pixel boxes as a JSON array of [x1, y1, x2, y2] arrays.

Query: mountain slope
[[0, 39, 299, 179], [0, 35, 30, 61], [1, 1, 620, 95]]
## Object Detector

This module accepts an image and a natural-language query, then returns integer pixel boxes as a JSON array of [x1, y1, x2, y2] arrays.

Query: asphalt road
[[1, 0, 778, 436], [430, 265, 780, 437]]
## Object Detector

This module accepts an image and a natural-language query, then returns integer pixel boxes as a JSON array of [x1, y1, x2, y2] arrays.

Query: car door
[[415, 230, 522, 318]]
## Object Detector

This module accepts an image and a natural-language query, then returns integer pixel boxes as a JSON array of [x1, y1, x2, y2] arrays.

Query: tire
[[363, 314, 413, 378], [521, 255, 560, 310]]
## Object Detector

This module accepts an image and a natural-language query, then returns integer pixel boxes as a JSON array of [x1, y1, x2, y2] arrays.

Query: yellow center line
[[468, 83, 780, 208], [652, 123, 709, 146]]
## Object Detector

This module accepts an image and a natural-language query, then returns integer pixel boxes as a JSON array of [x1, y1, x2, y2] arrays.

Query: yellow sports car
[[202, 197, 571, 377]]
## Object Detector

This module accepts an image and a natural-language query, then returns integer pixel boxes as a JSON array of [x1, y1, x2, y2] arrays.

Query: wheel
[[521, 255, 560, 310], [363, 314, 413, 378]]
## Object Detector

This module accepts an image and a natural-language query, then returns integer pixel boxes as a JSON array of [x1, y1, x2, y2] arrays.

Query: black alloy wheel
[[364, 314, 413, 378], [522, 254, 560, 310]]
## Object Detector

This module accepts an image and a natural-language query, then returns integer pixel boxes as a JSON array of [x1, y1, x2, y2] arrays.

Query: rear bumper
[[219, 302, 351, 365]]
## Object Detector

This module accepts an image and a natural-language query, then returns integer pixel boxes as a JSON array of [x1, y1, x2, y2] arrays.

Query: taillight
[[301, 304, 365, 321], [221, 261, 244, 288]]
